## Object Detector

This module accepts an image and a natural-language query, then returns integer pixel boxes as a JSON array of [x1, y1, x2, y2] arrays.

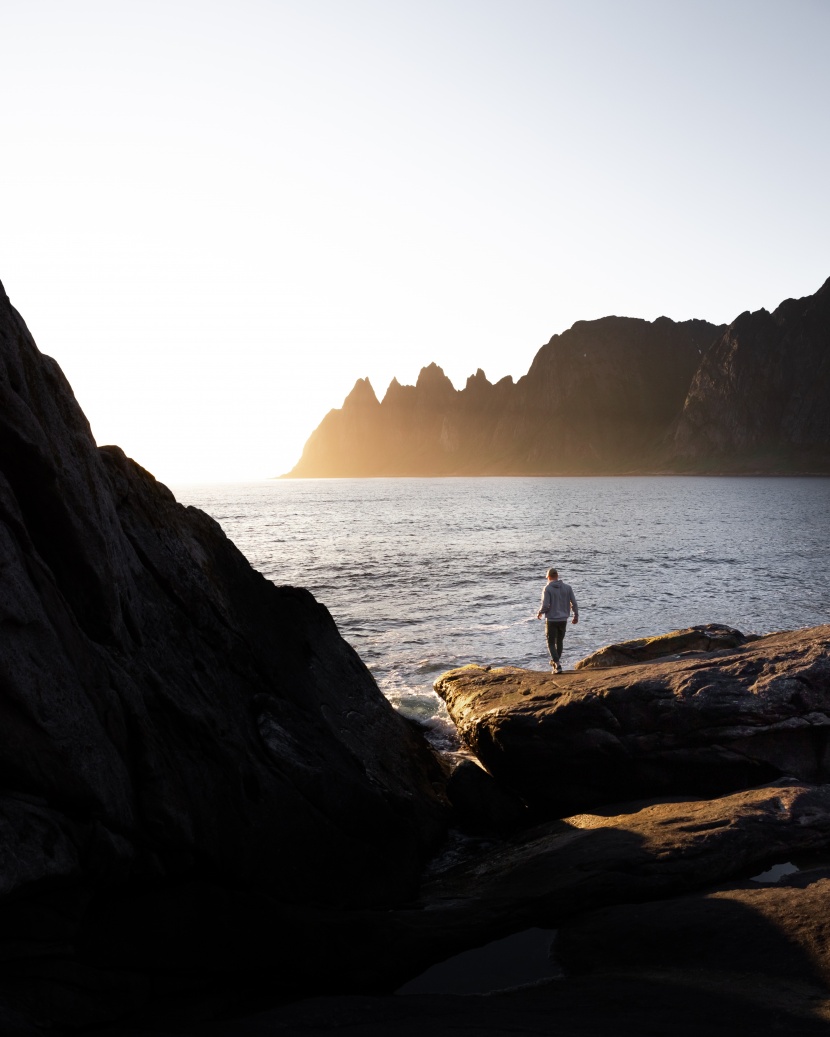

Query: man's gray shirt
[[539, 580, 578, 622]]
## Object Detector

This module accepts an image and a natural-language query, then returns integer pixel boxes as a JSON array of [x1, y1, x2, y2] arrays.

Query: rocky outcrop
[[575, 622, 755, 669], [0, 279, 449, 1030], [285, 277, 830, 477], [435, 625, 830, 816], [136, 782, 830, 1035], [410, 781, 830, 948], [285, 316, 722, 476]]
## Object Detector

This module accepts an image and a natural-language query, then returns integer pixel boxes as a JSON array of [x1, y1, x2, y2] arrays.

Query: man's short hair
[[547, 568, 558, 580]]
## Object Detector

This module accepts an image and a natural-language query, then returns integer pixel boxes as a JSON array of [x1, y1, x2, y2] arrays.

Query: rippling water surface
[[173, 477, 830, 740]]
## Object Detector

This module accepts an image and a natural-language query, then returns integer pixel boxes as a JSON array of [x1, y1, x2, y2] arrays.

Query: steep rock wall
[[671, 277, 830, 470], [0, 280, 448, 1028]]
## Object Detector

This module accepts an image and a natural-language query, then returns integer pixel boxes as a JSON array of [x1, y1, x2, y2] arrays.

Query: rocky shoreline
[[435, 624, 830, 817], [3, 277, 830, 1035]]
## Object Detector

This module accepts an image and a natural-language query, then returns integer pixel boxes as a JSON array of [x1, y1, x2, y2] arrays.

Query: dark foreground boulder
[[243, 782, 830, 998], [95, 783, 830, 1036], [0, 279, 448, 1030], [435, 626, 830, 816]]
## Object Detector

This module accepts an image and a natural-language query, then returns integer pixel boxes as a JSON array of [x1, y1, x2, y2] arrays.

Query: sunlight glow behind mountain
[[1, 0, 828, 482]]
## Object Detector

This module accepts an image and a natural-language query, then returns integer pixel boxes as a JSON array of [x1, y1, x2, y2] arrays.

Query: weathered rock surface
[[555, 867, 830, 1031], [575, 622, 754, 669], [436, 625, 830, 815], [557, 866, 830, 987], [442, 752, 529, 834], [0, 279, 449, 1029], [408, 782, 830, 951], [96, 783, 830, 1035], [249, 782, 830, 998]]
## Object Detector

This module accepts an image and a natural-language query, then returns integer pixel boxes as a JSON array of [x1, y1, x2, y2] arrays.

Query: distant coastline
[[278, 469, 830, 480]]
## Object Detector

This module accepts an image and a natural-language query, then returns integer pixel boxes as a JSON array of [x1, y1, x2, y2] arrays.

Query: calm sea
[[173, 477, 830, 745]]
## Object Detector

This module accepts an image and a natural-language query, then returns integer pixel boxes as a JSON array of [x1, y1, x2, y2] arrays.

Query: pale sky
[[1, 0, 828, 483]]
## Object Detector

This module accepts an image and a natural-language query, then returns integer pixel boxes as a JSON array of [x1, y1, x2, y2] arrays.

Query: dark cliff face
[[0, 281, 447, 1027], [285, 316, 724, 477], [670, 278, 830, 471], [490, 316, 719, 474]]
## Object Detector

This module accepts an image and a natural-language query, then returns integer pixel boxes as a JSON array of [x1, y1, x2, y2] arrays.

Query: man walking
[[536, 568, 579, 672]]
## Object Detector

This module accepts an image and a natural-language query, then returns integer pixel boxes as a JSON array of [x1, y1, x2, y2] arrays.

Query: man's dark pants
[[545, 620, 567, 663]]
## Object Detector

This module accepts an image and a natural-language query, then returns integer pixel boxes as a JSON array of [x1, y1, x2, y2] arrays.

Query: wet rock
[[435, 626, 830, 815], [575, 622, 754, 669]]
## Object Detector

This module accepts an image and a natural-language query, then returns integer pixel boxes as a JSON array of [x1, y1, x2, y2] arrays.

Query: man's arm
[[570, 588, 579, 625], [536, 587, 549, 620]]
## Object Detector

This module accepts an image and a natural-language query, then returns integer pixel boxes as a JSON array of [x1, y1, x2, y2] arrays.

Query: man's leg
[[546, 621, 567, 668], [545, 621, 558, 663], [554, 622, 566, 667]]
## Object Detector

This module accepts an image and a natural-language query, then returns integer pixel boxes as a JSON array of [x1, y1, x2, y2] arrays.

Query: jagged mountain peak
[[343, 377, 379, 408], [284, 279, 830, 477], [415, 362, 455, 393], [465, 368, 491, 390]]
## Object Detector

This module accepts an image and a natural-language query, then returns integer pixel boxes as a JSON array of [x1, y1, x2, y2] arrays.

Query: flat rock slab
[[553, 867, 830, 1033], [556, 867, 830, 987], [287, 782, 830, 996], [575, 622, 754, 669], [436, 625, 830, 814], [413, 782, 830, 935]]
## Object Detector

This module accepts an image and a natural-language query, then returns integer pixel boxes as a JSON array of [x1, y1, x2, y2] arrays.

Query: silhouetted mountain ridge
[[285, 279, 830, 476]]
